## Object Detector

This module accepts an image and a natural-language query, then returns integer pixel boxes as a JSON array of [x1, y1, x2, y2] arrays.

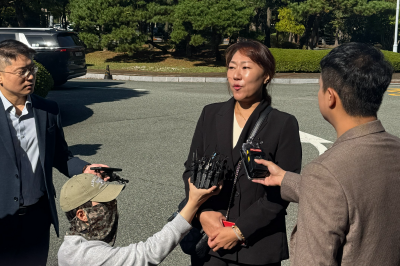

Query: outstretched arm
[[59, 179, 222, 266]]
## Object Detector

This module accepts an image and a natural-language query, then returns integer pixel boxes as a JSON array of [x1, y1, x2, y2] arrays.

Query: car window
[[71, 34, 84, 46], [57, 34, 83, 47], [0, 34, 16, 42], [26, 36, 58, 47]]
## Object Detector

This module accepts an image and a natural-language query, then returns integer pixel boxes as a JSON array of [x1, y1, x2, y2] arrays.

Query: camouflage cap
[[60, 173, 125, 212]]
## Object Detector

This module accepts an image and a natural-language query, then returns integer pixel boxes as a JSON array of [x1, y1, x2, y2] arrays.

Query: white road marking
[[300, 131, 333, 155]]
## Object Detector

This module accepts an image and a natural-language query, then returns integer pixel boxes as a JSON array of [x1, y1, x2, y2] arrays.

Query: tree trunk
[[14, 0, 26, 27], [164, 22, 169, 32], [264, 7, 272, 47], [334, 27, 339, 47], [308, 15, 320, 49], [276, 31, 280, 47], [62, 4, 67, 29], [185, 35, 192, 57], [214, 32, 222, 62], [150, 22, 154, 43], [300, 15, 314, 49]]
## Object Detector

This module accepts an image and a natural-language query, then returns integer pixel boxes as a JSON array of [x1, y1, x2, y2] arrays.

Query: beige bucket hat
[[60, 173, 125, 212]]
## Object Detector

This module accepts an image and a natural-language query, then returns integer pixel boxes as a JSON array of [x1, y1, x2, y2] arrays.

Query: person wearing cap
[[58, 173, 222, 266]]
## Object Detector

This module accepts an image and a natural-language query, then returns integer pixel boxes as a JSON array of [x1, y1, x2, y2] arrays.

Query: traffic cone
[[104, 65, 112, 80]]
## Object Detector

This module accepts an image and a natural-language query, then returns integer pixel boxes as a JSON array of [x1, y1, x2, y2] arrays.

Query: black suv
[[0, 28, 87, 85]]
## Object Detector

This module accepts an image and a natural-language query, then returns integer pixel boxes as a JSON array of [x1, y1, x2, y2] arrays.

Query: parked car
[[0, 28, 87, 85]]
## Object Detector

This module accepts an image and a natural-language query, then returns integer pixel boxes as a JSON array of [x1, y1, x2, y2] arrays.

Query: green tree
[[288, 0, 395, 49], [275, 7, 305, 43], [69, 0, 146, 53], [0, 0, 15, 27], [0, 0, 70, 27], [342, 0, 396, 49], [170, 0, 254, 61], [249, 0, 286, 48]]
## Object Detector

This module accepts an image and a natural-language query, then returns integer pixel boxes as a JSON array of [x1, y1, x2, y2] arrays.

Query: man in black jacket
[[0, 40, 106, 265]]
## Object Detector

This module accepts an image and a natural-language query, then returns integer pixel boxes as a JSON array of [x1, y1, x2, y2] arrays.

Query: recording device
[[190, 152, 228, 189], [240, 140, 270, 180], [90, 167, 129, 184]]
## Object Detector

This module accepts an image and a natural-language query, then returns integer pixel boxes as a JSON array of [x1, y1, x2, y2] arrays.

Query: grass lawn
[[85, 47, 400, 74], [85, 50, 227, 73]]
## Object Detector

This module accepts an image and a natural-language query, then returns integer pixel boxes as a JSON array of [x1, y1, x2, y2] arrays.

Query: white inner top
[[233, 112, 243, 148]]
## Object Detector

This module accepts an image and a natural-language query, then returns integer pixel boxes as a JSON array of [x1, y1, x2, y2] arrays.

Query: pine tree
[[170, 0, 254, 61], [69, 0, 146, 53]]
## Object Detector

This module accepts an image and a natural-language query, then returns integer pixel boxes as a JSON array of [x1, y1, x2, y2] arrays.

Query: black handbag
[[170, 105, 273, 259], [168, 198, 210, 258]]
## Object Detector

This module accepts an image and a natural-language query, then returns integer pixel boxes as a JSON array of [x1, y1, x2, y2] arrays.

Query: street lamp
[[393, 0, 400, 52]]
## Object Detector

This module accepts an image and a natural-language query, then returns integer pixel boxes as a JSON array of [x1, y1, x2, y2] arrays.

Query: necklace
[[236, 102, 248, 122]]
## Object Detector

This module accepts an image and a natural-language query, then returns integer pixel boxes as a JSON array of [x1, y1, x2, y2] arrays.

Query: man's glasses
[[0, 65, 38, 79]]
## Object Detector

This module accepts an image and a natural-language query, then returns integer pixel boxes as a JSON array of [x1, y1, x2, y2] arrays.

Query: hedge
[[270, 48, 400, 73], [381, 50, 400, 71], [33, 60, 54, 98]]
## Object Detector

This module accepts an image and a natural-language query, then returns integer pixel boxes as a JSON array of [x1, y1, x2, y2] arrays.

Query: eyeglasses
[[0, 65, 38, 79]]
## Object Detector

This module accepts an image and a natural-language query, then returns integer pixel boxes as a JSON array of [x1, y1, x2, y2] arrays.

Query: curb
[[76, 74, 400, 85], [76, 73, 320, 84]]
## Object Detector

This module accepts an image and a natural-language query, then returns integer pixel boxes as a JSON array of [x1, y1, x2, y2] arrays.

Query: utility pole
[[393, 0, 400, 52]]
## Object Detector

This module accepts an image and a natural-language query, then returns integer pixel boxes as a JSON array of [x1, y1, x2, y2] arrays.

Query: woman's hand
[[180, 179, 222, 224], [199, 211, 226, 237], [188, 180, 223, 208], [208, 227, 239, 252]]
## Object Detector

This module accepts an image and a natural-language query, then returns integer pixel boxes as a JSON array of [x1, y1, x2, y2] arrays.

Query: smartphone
[[90, 167, 122, 172]]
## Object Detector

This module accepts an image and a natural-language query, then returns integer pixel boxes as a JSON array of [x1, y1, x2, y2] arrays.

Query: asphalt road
[[46, 80, 400, 266]]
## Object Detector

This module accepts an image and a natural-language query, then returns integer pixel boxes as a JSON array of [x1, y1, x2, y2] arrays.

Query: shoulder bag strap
[[247, 105, 273, 143], [225, 105, 273, 220]]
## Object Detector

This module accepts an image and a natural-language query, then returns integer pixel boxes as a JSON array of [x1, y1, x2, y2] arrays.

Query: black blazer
[[182, 97, 302, 264], [0, 94, 88, 237]]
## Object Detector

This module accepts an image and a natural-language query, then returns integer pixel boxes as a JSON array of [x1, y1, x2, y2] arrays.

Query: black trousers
[[191, 255, 282, 266], [0, 196, 51, 266]]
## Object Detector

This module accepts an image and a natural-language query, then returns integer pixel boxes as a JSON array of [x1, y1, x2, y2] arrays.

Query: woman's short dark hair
[[320, 42, 393, 117], [65, 201, 92, 222], [225, 40, 276, 105]]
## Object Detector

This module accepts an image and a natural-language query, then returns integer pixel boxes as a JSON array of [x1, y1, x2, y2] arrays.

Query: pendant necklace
[[236, 102, 248, 122]]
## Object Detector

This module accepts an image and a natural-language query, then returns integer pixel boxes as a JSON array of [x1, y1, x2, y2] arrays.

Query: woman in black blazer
[[182, 40, 302, 266]]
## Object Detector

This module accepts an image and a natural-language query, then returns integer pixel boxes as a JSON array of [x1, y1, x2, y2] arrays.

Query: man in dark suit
[[0, 40, 107, 265], [254, 43, 400, 265]]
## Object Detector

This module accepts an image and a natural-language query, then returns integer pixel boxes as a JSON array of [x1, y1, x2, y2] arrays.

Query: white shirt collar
[[0, 90, 32, 115]]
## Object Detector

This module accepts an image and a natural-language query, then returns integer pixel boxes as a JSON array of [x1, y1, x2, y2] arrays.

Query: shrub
[[381, 50, 400, 72], [270, 48, 400, 73], [33, 60, 54, 98], [271, 48, 329, 72]]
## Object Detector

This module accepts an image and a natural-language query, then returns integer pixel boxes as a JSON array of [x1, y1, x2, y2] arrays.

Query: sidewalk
[[79, 69, 400, 84]]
